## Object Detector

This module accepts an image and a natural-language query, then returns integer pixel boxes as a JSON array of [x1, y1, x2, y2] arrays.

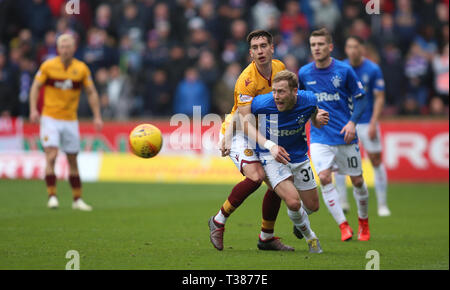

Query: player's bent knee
[[286, 199, 301, 211], [351, 176, 364, 188]]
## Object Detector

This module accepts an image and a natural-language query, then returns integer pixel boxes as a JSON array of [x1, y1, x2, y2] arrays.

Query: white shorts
[[259, 154, 317, 191], [40, 116, 80, 154], [310, 143, 363, 176], [356, 123, 382, 153], [220, 131, 260, 174]]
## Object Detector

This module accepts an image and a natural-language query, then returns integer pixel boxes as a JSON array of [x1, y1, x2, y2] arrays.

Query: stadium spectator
[[103, 65, 133, 120], [118, 2, 145, 40], [0, 48, 18, 117], [81, 27, 117, 75], [93, 3, 117, 40], [173, 67, 210, 116], [21, 0, 53, 40], [118, 34, 142, 76], [212, 62, 241, 116], [217, 0, 247, 43], [372, 13, 397, 50], [251, 0, 280, 31], [394, 0, 418, 54], [228, 19, 249, 66], [275, 29, 310, 67], [379, 41, 406, 108], [36, 30, 58, 64], [430, 42, 449, 114], [142, 29, 170, 70], [348, 19, 371, 42], [197, 49, 220, 93], [404, 42, 432, 113], [94, 67, 109, 115], [186, 26, 213, 63], [17, 57, 35, 117], [310, 0, 341, 33], [282, 53, 300, 74], [165, 45, 189, 92], [198, 0, 220, 41], [143, 68, 172, 116], [279, 0, 309, 41]]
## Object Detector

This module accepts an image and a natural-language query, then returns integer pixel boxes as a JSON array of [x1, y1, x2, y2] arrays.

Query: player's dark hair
[[247, 30, 273, 46], [347, 35, 365, 45], [273, 70, 298, 90], [310, 28, 333, 44]]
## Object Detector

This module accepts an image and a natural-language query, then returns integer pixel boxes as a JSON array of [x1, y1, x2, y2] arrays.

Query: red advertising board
[[380, 121, 448, 182]]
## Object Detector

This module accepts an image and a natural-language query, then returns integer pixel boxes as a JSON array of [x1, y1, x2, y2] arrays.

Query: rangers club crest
[[297, 115, 305, 125], [331, 75, 342, 88]]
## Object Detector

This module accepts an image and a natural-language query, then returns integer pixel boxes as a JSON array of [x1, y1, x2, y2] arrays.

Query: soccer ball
[[129, 124, 163, 158]]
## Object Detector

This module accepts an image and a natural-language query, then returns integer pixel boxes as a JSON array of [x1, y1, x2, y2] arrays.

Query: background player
[[29, 34, 103, 211], [298, 28, 370, 241], [209, 30, 291, 251], [334, 36, 391, 217], [251, 70, 329, 253]]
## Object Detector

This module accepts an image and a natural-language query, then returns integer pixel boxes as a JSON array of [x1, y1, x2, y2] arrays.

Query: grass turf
[[0, 180, 448, 270]]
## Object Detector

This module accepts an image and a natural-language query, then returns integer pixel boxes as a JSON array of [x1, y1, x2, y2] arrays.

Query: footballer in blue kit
[[333, 36, 391, 217], [298, 28, 371, 242], [245, 70, 329, 253], [251, 88, 318, 164]]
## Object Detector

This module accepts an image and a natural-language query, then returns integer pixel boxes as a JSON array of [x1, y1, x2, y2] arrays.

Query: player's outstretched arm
[[85, 84, 103, 131], [29, 79, 42, 123], [311, 108, 329, 128], [237, 106, 290, 164]]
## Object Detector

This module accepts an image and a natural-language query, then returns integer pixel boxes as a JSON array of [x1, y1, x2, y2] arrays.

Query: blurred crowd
[[0, 0, 448, 120]]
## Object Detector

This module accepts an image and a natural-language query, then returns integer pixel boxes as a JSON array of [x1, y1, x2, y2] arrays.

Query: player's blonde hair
[[273, 70, 298, 90], [57, 33, 75, 47]]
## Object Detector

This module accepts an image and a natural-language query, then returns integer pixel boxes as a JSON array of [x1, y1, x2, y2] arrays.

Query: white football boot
[[378, 205, 391, 217], [47, 195, 59, 209], [72, 198, 93, 211]]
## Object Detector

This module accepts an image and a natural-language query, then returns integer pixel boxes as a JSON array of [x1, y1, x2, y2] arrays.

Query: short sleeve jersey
[[34, 56, 94, 120]]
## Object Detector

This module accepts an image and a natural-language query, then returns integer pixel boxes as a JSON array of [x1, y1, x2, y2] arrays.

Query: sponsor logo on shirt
[[239, 94, 253, 103], [315, 92, 340, 102], [268, 127, 303, 137], [54, 79, 74, 90]]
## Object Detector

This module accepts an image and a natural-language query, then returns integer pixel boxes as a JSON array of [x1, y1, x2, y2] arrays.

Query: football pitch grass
[[0, 180, 448, 270]]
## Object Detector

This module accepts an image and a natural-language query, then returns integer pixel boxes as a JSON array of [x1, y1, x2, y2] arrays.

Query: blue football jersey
[[251, 89, 318, 163], [344, 58, 385, 124], [298, 58, 365, 146]]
